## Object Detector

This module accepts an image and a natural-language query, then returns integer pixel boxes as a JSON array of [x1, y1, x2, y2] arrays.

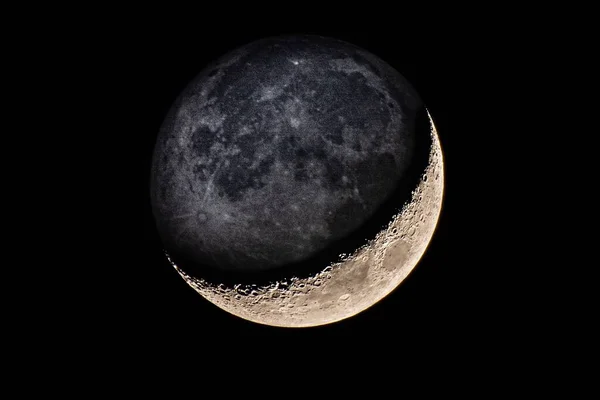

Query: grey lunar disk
[[151, 35, 422, 272]]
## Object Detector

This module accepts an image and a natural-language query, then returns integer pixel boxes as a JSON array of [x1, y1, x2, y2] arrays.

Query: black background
[[13, 8, 583, 389], [55, 22, 509, 364]]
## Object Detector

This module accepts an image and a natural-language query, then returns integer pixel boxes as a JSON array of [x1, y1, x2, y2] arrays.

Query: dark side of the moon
[[150, 35, 431, 284]]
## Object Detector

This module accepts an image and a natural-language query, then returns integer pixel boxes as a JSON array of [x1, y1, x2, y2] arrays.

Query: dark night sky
[[10, 8, 580, 388], [54, 23, 512, 364]]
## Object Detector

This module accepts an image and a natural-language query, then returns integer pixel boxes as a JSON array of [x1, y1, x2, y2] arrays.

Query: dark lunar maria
[[150, 35, 423, 272]]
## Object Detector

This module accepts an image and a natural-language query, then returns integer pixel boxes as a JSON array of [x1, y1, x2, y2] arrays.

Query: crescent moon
[[167, 109, 443, 327]]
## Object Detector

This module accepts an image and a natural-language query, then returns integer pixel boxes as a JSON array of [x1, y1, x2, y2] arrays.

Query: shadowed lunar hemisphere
[[150, 35, 422, 273]]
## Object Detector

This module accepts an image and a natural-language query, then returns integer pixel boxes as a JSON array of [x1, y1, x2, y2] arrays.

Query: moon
[[150, 35, 444, 327]]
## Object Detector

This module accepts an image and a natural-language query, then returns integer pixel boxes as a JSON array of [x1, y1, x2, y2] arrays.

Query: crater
[[197, 212, 208, 223]]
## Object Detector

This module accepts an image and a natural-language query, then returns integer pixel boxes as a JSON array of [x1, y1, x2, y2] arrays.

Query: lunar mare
[[169, 112, 443, 327]]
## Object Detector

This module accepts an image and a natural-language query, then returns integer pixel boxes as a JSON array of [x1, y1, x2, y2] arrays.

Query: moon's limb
[[168, 111, 443, 327]]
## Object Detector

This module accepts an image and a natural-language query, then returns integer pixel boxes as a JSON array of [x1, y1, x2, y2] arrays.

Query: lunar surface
[[150, 35, 421, 272], [150, 35, 444, 327], [168, 113, 442, 327]]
